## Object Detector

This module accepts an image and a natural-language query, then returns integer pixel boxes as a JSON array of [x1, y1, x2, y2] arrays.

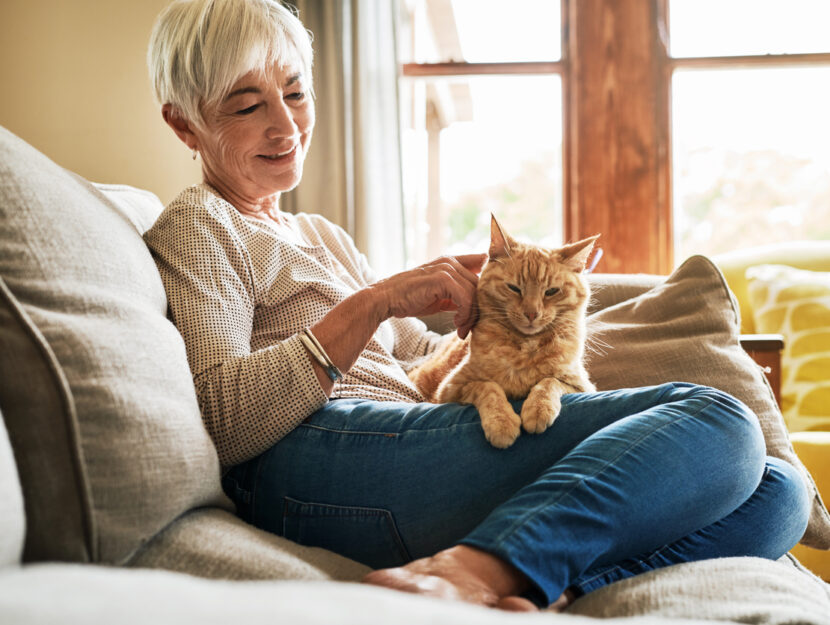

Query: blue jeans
[[222, 383, 810, 606]]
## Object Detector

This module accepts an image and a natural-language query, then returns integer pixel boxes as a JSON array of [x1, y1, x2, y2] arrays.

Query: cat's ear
[[489, 214, 512, 259], [560, 234, 600, 272]]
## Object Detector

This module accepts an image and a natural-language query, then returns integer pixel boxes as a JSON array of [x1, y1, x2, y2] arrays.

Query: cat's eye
[[507, 284, 522, 295], [545, 287, 561, 297]]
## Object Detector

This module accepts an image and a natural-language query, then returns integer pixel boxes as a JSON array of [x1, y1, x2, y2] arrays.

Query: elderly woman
[[144, 0, 809, 612]]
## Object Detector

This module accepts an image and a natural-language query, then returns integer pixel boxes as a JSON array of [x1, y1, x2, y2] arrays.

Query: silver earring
[[191, 148, 198, 160]]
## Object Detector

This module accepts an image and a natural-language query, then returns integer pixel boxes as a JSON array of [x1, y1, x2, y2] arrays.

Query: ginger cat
[[409, 216, 598, 448]]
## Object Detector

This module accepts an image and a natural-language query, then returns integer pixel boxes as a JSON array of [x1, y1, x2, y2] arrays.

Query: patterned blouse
[[144, 184, 442, 466]]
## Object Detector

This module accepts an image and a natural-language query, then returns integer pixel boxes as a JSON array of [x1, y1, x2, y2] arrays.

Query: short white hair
[[148, 0, 313, 128]]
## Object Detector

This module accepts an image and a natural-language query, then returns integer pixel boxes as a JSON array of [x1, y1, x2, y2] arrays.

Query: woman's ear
[[161, 104, 198, 151]]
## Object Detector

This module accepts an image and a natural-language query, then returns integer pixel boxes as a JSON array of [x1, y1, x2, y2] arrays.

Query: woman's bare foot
[[361, 545, 537, 611]]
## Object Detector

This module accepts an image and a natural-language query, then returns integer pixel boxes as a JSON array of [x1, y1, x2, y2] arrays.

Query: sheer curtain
[[284, 0, 406, 273]]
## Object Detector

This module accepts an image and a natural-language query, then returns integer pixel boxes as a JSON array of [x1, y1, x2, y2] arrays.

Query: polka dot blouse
[[144, 184, 443, 467]]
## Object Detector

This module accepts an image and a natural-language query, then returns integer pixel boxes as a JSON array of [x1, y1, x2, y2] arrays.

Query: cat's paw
[[481, 409, 522, 449], [520, 392, 561, 434]]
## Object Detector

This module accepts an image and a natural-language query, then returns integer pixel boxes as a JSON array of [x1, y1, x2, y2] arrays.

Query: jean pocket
[[282, 496, 411, 569]]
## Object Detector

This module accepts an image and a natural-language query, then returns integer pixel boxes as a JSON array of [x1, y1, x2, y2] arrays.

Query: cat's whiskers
[[585, 320, 614, 356]]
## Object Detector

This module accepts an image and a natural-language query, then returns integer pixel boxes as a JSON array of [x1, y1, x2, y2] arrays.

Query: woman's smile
[[258, 143, 298, 162]]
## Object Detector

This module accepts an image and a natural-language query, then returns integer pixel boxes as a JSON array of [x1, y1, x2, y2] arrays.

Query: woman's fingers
[[420, 267, 478, 338], [370, 253, 486, 337], [455, 252, 488, 273], [423, 254, 486, 290]]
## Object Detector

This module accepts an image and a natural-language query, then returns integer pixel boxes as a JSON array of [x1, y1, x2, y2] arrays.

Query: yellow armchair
[[714, 241, 830, 580], [714, 240, 830, 334]]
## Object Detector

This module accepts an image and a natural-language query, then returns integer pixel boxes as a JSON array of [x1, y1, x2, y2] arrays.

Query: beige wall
[[0, 0, 201, 204]]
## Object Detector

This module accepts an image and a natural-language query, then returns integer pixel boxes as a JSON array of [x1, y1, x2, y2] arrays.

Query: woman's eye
[[507, 284, 522, 295], [286, 91, 306, 101], [236, 104, 259, 115], [545, 287, 561, 297]]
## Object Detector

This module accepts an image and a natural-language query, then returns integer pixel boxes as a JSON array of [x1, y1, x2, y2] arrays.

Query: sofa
[[1, 124, 829, 624]]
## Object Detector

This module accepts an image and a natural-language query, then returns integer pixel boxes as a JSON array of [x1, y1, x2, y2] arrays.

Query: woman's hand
[[369, 253, 487, 338], [307, 253, 486, 394]]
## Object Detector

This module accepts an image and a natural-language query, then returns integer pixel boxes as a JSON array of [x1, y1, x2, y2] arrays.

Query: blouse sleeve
[[144, 197, 327, 467], [319, 218, 444, 365]]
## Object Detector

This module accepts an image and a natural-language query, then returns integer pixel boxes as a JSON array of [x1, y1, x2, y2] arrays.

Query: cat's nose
[[524, 311, 537, 322]]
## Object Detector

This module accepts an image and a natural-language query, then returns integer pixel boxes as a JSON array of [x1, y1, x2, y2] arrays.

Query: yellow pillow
[[746, 264, 830, 433]]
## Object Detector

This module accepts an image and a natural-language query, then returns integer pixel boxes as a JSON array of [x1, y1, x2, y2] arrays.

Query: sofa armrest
[[739, 334, 784, 408]]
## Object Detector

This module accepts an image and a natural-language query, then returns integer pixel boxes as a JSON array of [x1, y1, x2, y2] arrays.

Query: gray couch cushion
[[0, 126, 231, 564], [568, 555, 830, 622], [0, 558, 826, 625], [0, 407, 25, 567], [586, 272, 663, 314], [0, 276, 92, 562], [128, 507, 369, 582], [586, 255, 830, 549]]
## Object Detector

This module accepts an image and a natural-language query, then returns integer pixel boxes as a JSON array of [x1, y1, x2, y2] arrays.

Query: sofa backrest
[[0, 407, 25, 568], [0, 126, 231, 565], [92, 183, 165, 235]]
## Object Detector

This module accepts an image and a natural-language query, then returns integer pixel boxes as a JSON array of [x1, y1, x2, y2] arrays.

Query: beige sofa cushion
[[0, 126, 231, 564], [586, 255, 830, 549], [0, 407, 25, 567], [0, 276, 92, 562], [568, 555, 830, 622], [128, 507, 370, 582], [0, 557, 826, 625]]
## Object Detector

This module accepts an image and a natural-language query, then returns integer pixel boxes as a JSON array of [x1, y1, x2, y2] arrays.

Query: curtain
[[284, 0, 406, 274]]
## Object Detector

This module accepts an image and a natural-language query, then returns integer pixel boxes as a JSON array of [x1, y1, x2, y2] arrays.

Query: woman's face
[[194, 56, 314, 209]]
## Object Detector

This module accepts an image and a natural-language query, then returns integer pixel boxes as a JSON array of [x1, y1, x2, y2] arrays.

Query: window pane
[[400, 76, 563, 266], [398, 0, 560, 64], [670, 0, 830, 57], [672, 67, 830, 261]]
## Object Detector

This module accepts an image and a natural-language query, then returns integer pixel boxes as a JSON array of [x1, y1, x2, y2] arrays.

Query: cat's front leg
[[521, 377, 572, 435], [456, 381, 521, 449]]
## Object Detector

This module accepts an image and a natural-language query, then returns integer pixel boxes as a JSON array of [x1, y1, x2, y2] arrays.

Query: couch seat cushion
[[128, 507, 369, 582], [568, 555, 830, 622], [0, 557, 827, 625]]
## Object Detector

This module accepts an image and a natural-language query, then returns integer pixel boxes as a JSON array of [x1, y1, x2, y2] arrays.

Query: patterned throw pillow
[[746, 264, 830, 433]]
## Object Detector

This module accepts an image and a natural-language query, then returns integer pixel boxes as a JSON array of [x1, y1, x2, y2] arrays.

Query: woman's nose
[[265, 101, 298, 139]]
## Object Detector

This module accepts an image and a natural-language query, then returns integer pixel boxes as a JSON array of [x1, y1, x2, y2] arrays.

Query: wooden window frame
[[401, 0, 830, 274]]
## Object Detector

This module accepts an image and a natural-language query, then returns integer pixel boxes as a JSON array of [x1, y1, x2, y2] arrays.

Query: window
[[397, 0, 563, 266], [669, 0, 830, 260], [395, 0, 830, 273]]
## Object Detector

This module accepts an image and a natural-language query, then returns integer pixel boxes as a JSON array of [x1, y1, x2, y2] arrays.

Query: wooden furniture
[[740, 334, 784, 408]]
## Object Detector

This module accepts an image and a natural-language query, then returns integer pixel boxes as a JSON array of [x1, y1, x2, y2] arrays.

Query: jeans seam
[[576, 544, 672, 590], [300, 424, 398, 437], [491, 385, 719, 545]]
